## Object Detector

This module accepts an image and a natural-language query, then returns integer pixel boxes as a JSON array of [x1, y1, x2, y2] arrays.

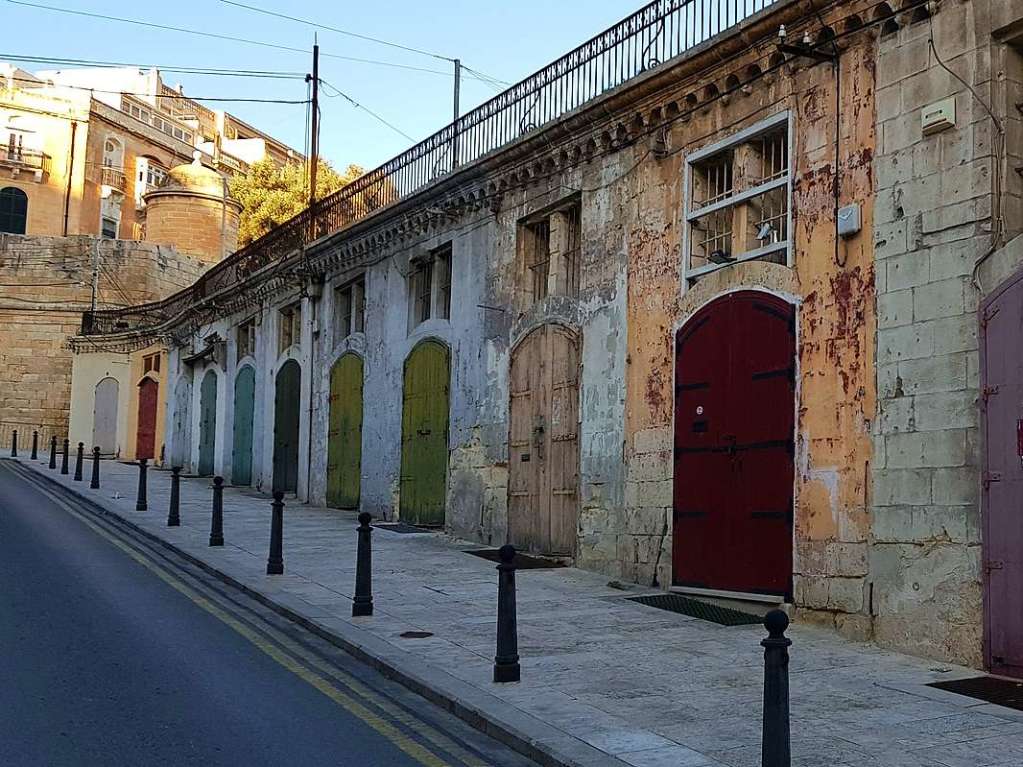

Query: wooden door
[[171, 378, 191, 469], [135, 377, 158, 460], [198, 370, 217, 476], [92, 377, 119, 456], [327, 353, 363, 509], [232, 365, 255, 486], [508, 325, 580, 555], [981, 270, 1023, 678], [399, 341, 449, 526], [673, 292, 795, 598], [273, 360, 301, 493]]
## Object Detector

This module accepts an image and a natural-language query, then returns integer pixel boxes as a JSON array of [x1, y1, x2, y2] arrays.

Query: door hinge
[[981, 385, 1000, 403], [980, 306, 1000, 328], [983, 472, 1002, 489], [984, 560, 1005, 574]]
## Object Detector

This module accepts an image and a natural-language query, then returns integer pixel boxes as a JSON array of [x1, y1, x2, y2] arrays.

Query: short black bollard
[[49, 435, 57, 469], [73, 442, 84, 481], [266, 491, 285, 575], [135, 458, 148, 511], [167, 467, 181, 527], [493, 544, 520, 683], [352, 512, 373, 616], [30, 430, 38, 460], [761, 609, 792, 767], [90, 447, 101, 489], [209, 476, 224, 546], [60, 438, 69, 474], [10, 429, 17, 457]]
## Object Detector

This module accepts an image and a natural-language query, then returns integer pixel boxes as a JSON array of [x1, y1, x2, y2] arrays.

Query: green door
[[232, 365, 255, 486], [327, 353, 363, 509], [273, 360, 301, 493], [399, 340, 449, 526], [198, 370, 217, 476]]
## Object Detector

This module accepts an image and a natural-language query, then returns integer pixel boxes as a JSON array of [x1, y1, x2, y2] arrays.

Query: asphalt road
[[0, 460, 536, 767]]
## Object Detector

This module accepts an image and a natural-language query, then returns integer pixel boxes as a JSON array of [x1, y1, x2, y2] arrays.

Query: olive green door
[[399, 340, 449, 526], [232, 365, 255, 486], [327, 353, 363, 509], [273, 360, 301, 493]]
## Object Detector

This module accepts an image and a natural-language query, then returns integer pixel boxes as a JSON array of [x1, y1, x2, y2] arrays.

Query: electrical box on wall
[[837, 203, 861, 238], [922, 96, 956, 136]]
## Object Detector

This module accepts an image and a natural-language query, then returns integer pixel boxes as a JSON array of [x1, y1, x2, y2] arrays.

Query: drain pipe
[[305, 274, 323, 502]]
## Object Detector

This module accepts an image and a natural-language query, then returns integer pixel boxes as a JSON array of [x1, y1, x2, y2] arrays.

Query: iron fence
[[82, 0, 779, 338]]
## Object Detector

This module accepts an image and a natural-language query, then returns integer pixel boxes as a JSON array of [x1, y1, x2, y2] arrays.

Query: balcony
[[0, 147, 50, 180], [99, 165, 128, 194]]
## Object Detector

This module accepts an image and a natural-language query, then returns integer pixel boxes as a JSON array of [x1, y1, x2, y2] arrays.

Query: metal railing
[[100, 165, 128, 193], [82, 0, 779, 338], [0, 146, 50, 174]]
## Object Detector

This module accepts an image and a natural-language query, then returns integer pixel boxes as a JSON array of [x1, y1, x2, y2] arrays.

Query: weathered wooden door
[[327, 353, 363, 509], [135, 377, 158, 460], [981, 270, 1023, 678], [399, 341, 449, 526], [171, 378, 191, 469], [273, 360, 301, 493], [508, 325, 580, 555], [92, 377, 119, 456], [198, 370, 217, 476], [232, 365, 255, 486], [673, 292, 795, 598]]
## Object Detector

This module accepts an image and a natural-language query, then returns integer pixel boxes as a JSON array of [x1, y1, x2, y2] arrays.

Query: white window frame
[[278, 302, 302, 355], [683, 111, 793, 281], [333, 276, 366, 344]]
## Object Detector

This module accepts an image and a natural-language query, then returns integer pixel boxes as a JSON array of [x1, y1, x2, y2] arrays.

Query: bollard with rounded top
[[167, 467, 181, 527], [90, 447, 101, 489], [352, 512, 373, 617], [10, 429, 17, 457], [60, 438, 69, 474], [73, 442, 84, 481], [49, 435, 57, 469], [266, 492, 285, 575], [493, 544, 521, 683], [30, 430, 38, 460], [209, 477, 224, 546], [135, 458, 148, 511], [761, 609, 792, 767]]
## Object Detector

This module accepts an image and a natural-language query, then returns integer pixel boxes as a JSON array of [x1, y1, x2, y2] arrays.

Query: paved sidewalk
[[14, 457, 1023, 767]]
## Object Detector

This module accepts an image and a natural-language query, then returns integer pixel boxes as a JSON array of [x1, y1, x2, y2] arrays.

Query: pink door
[[981, 270, 1023, 678]]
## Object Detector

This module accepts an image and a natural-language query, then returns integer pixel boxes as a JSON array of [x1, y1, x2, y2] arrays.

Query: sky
[[2, 0, 643, 172]]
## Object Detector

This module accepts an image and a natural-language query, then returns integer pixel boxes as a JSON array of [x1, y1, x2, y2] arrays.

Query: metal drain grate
[[465, 549, 566, 569], [627, 593, 763, 626], [373, 523, 431, 534], [928, 676, 1023, 711]]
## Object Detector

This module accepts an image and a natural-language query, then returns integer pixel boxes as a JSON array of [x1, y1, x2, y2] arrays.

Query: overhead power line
[[0, 53, 304, 79], [318, 79, 414, 141], [9, 74, 309, 104]]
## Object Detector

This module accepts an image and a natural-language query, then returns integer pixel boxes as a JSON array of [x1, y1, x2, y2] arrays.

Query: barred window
[[236, 318, 256, 361], [519, 200, 582, 304]]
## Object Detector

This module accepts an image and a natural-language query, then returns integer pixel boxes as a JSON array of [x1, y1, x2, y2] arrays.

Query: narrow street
[[0, 460, 536, 767]]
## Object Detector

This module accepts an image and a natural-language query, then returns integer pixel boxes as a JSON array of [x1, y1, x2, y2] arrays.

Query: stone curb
[[12, 459, 630, 767]]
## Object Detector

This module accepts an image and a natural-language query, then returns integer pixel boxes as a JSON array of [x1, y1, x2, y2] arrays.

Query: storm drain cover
[[465, 549, 566, 569], [928, 676, 1023, 711], [399, 631, 434, 639], [373, 523, 431, 534], [626, 593, 763, 626]]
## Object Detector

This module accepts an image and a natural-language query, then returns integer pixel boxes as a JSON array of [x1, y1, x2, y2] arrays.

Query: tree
[[229, 158, 363, 246]]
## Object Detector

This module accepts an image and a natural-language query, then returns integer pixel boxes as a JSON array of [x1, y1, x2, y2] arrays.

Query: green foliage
[[229, 159, 363, 246]]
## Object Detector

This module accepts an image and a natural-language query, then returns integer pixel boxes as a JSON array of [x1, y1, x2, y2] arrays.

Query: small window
[[101, 216, 118, 239], [411, 259, 433, 326], [334, 277, 366, 343], [434, 245, 452, 320], [518, 201, 581, 304], [0, 186, 28, 234], [142, 352, 161, 375], [525, 219, 551, 302], [237, 318, 256, 361], [278, 302, 302, 355]]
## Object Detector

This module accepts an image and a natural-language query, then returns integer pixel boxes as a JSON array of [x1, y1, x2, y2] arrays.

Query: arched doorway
[[327, 353, 363, 509], [0, 187, 28, 234], [273, 360, 301, 493], [92, 377, 119, 455], [197, 370, 218, 476], [171, 378, 192, 469], [672, 291, 795, 598], [135, 377, 158, 460], [508, 324, 580, 555], [399, 340, 449, 526], [232, 365, 255, 486]]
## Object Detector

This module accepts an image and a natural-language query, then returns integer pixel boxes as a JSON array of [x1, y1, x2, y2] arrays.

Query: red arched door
[[136, 377, 159, 460], [673, 291, 795, 598]]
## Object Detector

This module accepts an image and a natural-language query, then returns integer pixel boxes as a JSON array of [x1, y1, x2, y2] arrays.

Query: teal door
[[232, 365, 255, 486], [198, 370, 217, 476], [273, 360, 301, 493]]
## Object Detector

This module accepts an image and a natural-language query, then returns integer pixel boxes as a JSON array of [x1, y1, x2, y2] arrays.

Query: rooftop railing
[[82, 0, 779, 338]]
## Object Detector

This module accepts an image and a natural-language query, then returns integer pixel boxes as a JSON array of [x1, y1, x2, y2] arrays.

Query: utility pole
[[307, 40, 320, 208], [451, 58, 461, 170]]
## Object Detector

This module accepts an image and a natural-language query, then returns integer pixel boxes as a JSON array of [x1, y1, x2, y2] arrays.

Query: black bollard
[[135, 458, 148, 511], [60, 438, 69, 474], [493, 544, 520, 683], [10, 429, 16, 457], [49, 435, 57, 469], [30, 430, 38, 460], [266, 491, 284, 575], [761, 609, 792, 767], [73, 442, 84, 481], [90, 447, 101, 489], [352, 512, 373, 616], [209, 476, 224, 546], [167, 467, 181, 527]]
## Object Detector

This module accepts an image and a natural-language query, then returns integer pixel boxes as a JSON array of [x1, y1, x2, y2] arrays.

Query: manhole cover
[[465, 549, 566, 569], [627, 593, 763, 626], [373, 523, 431, 534], [399, 631, 434, 639], [928, 676, 1023, 711]]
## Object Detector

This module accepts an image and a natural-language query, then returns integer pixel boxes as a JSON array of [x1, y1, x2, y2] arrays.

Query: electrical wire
[[0, 53, 304, 78], [319, 79, 415, 141], [8, 74, 309, 104]]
